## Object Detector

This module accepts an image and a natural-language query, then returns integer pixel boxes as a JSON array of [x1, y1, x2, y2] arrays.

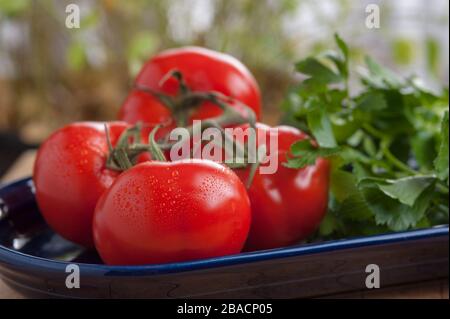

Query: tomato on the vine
[[93, 159, 251, 265], [119, 47, 261, 130], [33, 122, 143, 247], [234, 123, 330, 251], [169, 121, 330, 251]]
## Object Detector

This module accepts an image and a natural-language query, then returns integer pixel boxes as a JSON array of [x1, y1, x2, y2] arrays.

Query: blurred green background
[[0, 0, 448, 175]]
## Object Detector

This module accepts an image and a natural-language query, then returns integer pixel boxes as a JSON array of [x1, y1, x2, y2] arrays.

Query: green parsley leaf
[[282, 34, 449, 239], [339, 192, 374, 221], [363, 56, 403, 89], [411, 131, 437, 170], [330, 169, 358, 202], [355, 91, 387, 112], [359, 176, 436, 206], [363, 185, 434, 231], [434, 111, 449, 182], [306, 101, 338, 148], [296, 57, 342, 85], [284, 139, 341, 169]]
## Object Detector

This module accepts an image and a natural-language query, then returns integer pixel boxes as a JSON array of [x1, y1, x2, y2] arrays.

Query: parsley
[[283, 34, 449, 238]]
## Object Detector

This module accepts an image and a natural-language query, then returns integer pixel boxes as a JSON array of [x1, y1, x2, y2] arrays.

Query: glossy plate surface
[[0, 178, 448, 298]]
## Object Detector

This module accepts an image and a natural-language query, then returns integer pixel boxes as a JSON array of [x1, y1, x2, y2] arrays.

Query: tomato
[[119, 47, 261, 130], [233, 123, 330, 251], [33, 122, 132, 247], [93, 160, 251, 265]]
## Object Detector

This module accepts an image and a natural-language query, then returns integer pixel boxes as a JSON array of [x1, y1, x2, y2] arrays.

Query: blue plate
[[0, 178, 448, 298]]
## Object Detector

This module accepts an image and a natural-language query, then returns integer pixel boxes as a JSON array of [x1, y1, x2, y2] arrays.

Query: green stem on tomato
[[245, 144, 264, 189], [134, 70, 256, 129], [134, 70, 260, 188], [105, 123, 149, 171], [148, 125, 167, 162]]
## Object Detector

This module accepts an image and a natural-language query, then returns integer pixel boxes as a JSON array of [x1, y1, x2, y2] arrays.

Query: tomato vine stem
[[134, 70, 260, 188]]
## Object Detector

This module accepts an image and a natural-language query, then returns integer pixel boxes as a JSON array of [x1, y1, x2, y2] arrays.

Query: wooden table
[[0, 151, 448, 299]]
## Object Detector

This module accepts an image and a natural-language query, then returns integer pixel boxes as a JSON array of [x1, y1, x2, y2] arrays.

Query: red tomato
[[33, 122, 131, 247], [93, 160, 251, 265], [118, 47, 261, 130], [234, 123, 330, 251]]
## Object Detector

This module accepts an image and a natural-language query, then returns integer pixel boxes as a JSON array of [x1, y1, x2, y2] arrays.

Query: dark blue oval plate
[[0, 177, 448, 298]]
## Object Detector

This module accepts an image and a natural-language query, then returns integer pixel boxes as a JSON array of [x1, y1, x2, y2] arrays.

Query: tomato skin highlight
[[93, 160, 251, 265], [119, 47, 261, 129], [33, 122, 129, 247], [235, 124, 331, 251]]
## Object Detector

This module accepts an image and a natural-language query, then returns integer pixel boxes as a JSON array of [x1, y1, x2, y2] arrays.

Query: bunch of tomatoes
[[33, 47, 330, 266]]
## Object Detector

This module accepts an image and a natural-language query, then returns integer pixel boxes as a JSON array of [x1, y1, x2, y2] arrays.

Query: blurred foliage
[[392, 38, 415, 65], [0, 0, 29, 17], [426, 37, 441, 78], [0, 0, 448, 144]]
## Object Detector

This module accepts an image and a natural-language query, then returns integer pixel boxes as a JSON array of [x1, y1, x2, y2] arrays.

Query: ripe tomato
[[228, 123, 330, 251], [33, 122, 130, 247], [119, 47, 261, 130], [93, 160, 251, 265]]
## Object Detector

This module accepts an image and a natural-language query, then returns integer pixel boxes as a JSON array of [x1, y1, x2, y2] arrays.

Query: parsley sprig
[[282, 34, 449, 238]]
